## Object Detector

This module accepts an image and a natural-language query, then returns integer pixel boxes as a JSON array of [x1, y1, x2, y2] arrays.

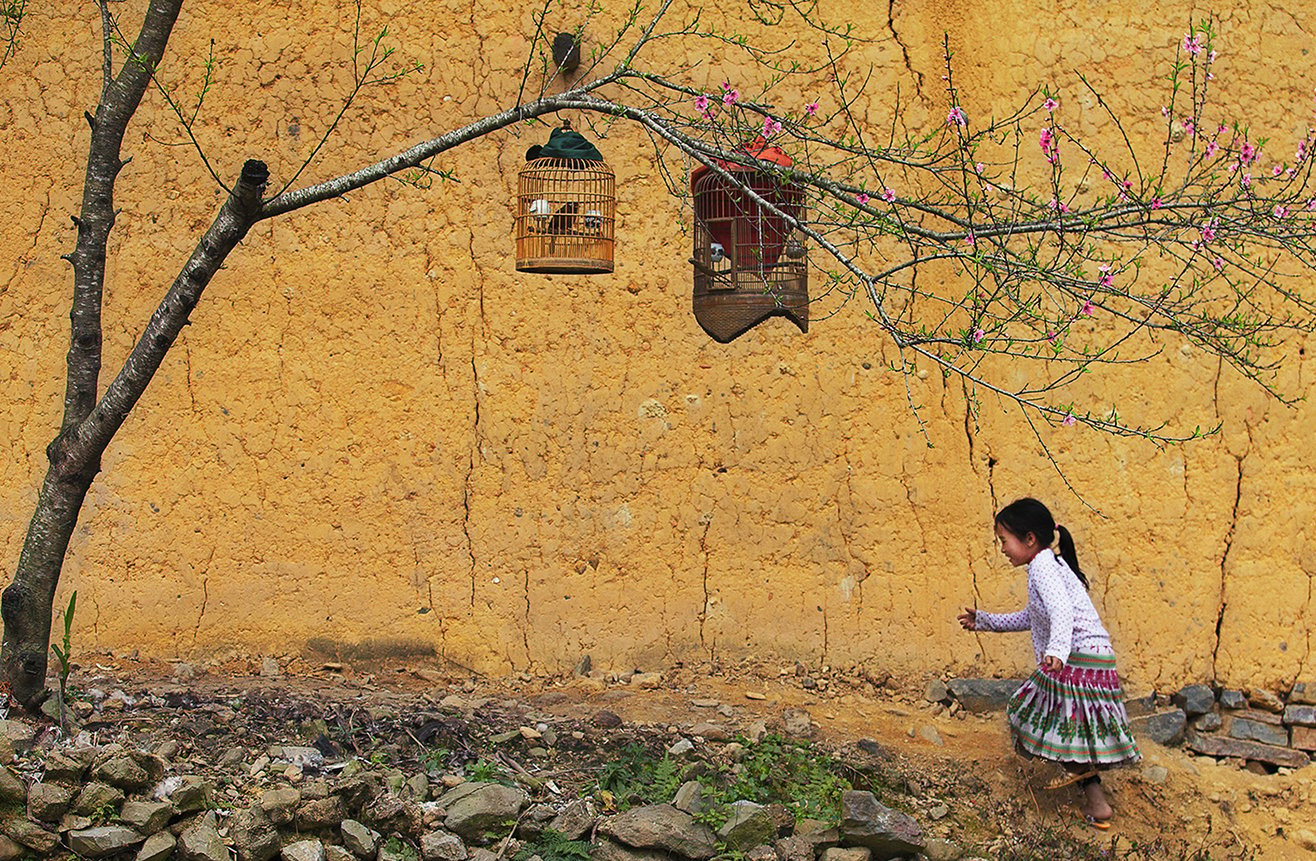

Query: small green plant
[[381, 836, 418, 861], [49, 590, 77, 729], [467, 758, 512, 784], [596, 742, 686, 808], [513, 829, 591, 861]]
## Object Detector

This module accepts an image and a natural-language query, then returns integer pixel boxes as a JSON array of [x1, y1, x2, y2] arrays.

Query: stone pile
[[938, 676, 1316, 772], [0, 722, 941, 861], [1128, 681, 1316, 771]]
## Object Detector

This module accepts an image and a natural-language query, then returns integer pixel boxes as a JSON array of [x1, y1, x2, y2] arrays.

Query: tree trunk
[[1, 159, 270, 710]]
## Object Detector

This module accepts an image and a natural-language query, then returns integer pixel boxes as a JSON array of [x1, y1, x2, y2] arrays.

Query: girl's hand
[[1041, 656, 1063, 672], [957, 608, 977, 631]]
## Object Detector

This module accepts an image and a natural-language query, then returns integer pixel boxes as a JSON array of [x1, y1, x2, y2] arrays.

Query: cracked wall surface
[[3, 0, 1316, 693]]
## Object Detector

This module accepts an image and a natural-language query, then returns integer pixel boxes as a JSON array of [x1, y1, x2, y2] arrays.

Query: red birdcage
[[690, 141, 808, 342]]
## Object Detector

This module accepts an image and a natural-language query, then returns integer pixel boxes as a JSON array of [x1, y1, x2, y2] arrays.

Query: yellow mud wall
[[2, 0, 1314, 694]]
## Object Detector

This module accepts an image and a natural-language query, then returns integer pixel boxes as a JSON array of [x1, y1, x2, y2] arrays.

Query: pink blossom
[[1150, 197, 1163, 210], [1241, 172, 1252, 188], [965, 233, 976, 246], [723, 88, 739, 106], [1062, 414, 1077, 427], [1181, 118, 1195, 136], [695, 94, 712, 117], [763, 116, 783, 137], [1273, 164, 1284, 177], [1201, 220, 1217, 242], [1274, 205, 1289, 218], [804, 100, 819, 117], [1208, 50, 1218, 64], [1039, 127, 1058, 164], [1182, 33, 1204, 56], [947, 106, 967, 127], [974, 162, 985, 173], [1047, 330, 1059, 345], [1204, 140, 1219, 159], [880, 188, 896, 203], [1308, 198, 1316, 211], [1043, 97, 1059, 112], [856, 192, 870, 205], [1081, 300, 1094, 316], [971, 327, 985, 343], [1240, 141, 1257, 164], [1161, 105, 1171, 118], [1213, 256, 1224, 271]]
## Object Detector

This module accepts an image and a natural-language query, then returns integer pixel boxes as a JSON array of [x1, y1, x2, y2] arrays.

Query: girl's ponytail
[[1056, 524, 1089, 590]]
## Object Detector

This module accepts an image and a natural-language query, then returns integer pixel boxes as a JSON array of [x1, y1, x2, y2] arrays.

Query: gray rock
[[589, 839, 672, 861], [1229, 717, 1288, 747], [0, 835, 23, 861], [27, 781, 76, 822], [73, 782, 127, 818], [326, 847, 354, 861], [744, 846, 776, 861], [923, 839, 961, 861], [548, 799, 595, 840], [420, 831, 467, 861], [1122, 693, 1159, 718], [820, 849, 870, 861], [1192, 712, 1222, 733], [917, 726, 943, 746], [1291, 682, 1316, 706], [688, 723, 731, 742], [1284, 704, 1316, 727], [2, 819, 60, 853], [667, 739, 694, 757], [441, 783, 528, 840], [0, 721, 36, 755], [718, 801, 775, 851], [946, 679, 1021, 713], [69, 826, 146, 858], [0, 768, 25, 804], [1219, 689, 1247, 710], [121, 800, 176, 834], [1141, 765, 1170, 785], [158, 776, 212, 813], [260, 787, 302, 824], [839, 791, 924, 859], [599, 804, 717, 859], [95, 755, 153, 792], [1247, 688, 1285, 713], [297, 796, 348, 830], [1131, 709, 1187, 746], [363, 793, 419, 836], [137, 832, 177, 861], [672, 781, 706, 815], [924, 680, 950, 704], [1186, 733, 1311, 768], [1171, 685, 1215, 718], [44, 751, 89, 783], [177, 823, 228, 861], [282, 839, 326, 861], [781, 709, 815, 740], [228, 807, 281, 861], [774, 828, 839, 861], [341, 820, 381, 858]]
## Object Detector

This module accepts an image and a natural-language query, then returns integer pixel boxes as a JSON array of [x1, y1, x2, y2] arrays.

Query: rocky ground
[[2, 654, 1315, 861]]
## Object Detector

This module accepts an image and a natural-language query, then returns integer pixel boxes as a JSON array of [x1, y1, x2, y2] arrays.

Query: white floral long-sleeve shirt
[[975, 550, 1112, 663]]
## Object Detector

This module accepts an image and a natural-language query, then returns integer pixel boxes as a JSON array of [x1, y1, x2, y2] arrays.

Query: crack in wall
[[191, 548, 214, 650], [464, 221, 483, 608], [698, 514, 712, 659], [522, 567, 532, 671], [886, 0, 924, 95], [184, 341, 197, 412], [1212, 453, 1245, 682], [1, 186, 49, 303]]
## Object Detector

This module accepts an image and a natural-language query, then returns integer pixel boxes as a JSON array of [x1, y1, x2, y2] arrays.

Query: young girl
[[957, 497, 1140, 830]]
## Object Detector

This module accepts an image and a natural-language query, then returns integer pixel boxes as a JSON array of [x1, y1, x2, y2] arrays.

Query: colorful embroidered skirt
[[1006, 650, 1141, 766]]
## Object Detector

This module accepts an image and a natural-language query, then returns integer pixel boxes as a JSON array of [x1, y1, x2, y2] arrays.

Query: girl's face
[[995, 522, 1041, 567]]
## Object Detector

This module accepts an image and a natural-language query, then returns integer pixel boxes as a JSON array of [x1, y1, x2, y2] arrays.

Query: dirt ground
[[55, 653, 1316, 860]]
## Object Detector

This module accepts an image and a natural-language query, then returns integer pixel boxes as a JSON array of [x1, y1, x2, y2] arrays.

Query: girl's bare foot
[[1081, 778, 1113, 822]]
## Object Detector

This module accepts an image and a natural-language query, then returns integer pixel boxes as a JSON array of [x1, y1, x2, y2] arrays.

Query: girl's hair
[[995, 497, 1089, 589]]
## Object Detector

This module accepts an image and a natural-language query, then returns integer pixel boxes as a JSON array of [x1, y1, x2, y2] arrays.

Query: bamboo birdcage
[[515, 157, 616, 274], [691, 160, 808, 342]]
